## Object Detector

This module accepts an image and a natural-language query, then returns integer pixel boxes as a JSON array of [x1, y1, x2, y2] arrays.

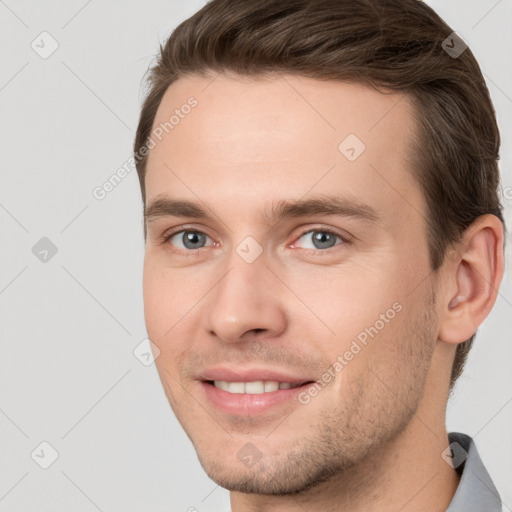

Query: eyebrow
[[145, 194, 380, 226]]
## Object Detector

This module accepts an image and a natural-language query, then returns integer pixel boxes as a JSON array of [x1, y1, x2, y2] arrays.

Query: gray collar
[[446, 432, 502, 511]]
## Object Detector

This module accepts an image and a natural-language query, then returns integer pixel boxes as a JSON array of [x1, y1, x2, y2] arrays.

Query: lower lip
[[200, 381, 312, 415]]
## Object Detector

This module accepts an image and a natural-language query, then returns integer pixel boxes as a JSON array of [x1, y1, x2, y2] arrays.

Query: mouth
[[199, 377, 316, 415], [205, 380, 312, 394]]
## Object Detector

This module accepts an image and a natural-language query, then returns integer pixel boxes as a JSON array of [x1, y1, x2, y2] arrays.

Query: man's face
[[143, 74, 441, 494]]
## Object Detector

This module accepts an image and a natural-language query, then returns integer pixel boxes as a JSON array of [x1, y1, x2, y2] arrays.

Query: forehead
[[145, 73, 424, 230]]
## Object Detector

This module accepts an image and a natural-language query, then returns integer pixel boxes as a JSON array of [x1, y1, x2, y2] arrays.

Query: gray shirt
[[447, 432, 502, 511]]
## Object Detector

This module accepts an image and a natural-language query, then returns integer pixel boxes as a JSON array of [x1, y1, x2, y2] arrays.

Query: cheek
[[287, 262, 403, 335], [143, 258, 203, 375], [143, 258, 184, 337], [143, 272, 165, 334]]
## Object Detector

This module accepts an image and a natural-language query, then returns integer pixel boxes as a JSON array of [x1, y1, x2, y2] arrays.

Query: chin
[[192, 439, 347, 496]]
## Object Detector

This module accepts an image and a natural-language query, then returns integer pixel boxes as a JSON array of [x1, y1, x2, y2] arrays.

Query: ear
[[438, 214, 505, 345]]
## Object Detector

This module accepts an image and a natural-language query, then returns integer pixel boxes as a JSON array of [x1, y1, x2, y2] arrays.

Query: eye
[[164, 230, 215, 252], [161, 226, 348, 255], [293, 228, 346, 252]]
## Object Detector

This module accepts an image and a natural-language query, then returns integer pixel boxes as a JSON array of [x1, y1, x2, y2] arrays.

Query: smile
[[211, 380, 305, 394]]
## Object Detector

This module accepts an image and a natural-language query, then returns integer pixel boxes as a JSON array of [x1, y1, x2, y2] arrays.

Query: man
[[133, 0, 506, 510]]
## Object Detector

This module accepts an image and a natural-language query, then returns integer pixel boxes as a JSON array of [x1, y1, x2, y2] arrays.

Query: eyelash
[[161, 226, 349, 256]]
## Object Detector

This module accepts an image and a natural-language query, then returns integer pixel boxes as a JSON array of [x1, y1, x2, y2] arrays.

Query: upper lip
[[199, 366, 315, 384]]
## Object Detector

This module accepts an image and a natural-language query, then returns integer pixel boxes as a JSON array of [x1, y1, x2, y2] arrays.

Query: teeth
[[215, 380, 229, 392], [213, 380, 302, 394], [245, 381, 265, 394], [228, 382, 245, 394], [264, 381, 279, 392]]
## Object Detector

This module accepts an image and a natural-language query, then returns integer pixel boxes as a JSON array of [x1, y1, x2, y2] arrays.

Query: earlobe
[[438, 214, 504, 345]]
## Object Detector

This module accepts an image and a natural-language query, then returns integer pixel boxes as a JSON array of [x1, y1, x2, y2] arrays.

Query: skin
[[142, 73, 504, 512]]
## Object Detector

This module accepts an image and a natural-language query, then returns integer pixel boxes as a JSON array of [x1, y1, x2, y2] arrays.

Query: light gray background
[[0, 1, 510, 511]]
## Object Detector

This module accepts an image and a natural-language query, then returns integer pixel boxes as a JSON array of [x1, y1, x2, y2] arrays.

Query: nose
[[203, 250, 288, 344]]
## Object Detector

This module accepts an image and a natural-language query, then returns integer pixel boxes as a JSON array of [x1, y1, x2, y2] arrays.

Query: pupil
[[184, 231, 204, 249], [314, 231, 334, 249]]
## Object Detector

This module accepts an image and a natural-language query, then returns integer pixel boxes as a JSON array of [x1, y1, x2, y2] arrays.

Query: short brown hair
[[134, 0, 505, 391]]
